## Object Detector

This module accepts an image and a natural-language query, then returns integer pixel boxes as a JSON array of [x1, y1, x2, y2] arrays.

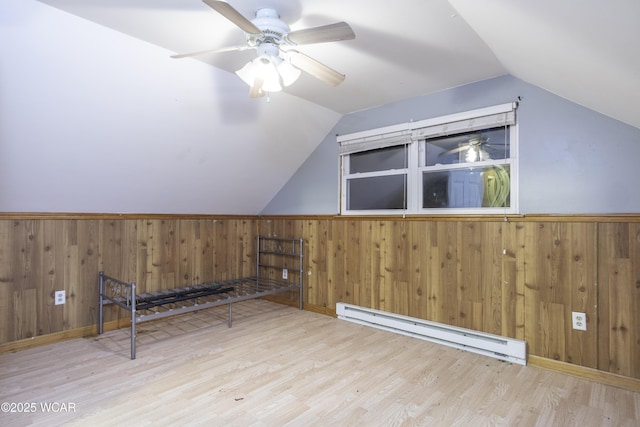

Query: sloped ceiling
[[1, 1, 342, 214], [5, 1, 638, 214], [36, 0, 640, 128], [449, 0, 640, 130]]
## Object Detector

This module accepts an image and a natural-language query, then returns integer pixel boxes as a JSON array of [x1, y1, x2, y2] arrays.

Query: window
[[339, 103, 518, 215], [345, 145, 408, 210]]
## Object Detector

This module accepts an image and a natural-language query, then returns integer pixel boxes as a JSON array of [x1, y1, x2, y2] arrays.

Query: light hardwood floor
[[1, 300, 638, 426]]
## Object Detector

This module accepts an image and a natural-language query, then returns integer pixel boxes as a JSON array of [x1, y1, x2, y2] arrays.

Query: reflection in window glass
[[424, 127, 510, 167], [422, 165, 510, 208], [348, 175, 407, 210], [350, 145, 407, 173]]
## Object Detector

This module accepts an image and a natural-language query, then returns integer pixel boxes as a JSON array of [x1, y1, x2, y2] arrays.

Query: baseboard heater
[[336, 303, 527, 365]]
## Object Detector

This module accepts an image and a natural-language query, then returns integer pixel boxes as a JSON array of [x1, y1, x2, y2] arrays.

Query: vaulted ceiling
[[6, 1, 638, 214], [37, 0, 640, 128]]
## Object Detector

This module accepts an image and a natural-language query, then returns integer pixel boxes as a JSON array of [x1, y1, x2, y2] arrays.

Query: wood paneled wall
[[259, 217, 640, 380], [0, 217, 256, 345], [0, 214, 638, 381]]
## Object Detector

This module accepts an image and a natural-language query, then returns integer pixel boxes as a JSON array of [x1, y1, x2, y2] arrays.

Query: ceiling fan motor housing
[[250, 8, 290, 44], [256, 42, 281, 64]]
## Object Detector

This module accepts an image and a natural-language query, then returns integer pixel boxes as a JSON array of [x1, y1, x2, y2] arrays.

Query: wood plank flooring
[[1, 300, 638, 426]]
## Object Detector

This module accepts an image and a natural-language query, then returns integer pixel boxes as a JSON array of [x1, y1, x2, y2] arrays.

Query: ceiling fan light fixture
[[236, 57, 280, 92], [277, 60, 302, 86], [236, 52, 301, 93]]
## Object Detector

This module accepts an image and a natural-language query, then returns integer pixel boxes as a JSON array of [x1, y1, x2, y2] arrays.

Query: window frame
[[338, 103, 519, 216], [340, 144, 415, 214]]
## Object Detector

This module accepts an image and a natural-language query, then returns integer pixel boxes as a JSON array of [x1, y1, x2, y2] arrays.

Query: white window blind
[[412, 109, 515, 140], [338, 130, 412, 156], [338, 103, 517, 155]]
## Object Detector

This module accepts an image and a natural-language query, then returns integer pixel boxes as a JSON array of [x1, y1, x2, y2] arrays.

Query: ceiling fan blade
[[284, 50, 345, 86], [202, 0, 261, 35], [440, 146, 470, 156], [249, 77, 266, 98], [286, 22, 355, 45], [171, 45, 249, 59]]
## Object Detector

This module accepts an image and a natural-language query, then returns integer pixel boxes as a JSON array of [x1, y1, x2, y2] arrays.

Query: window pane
[[424, 127, 510, 166], [348, 175, 407, 210], [350, 145, 407, 173], [422, 165, 510, 208]]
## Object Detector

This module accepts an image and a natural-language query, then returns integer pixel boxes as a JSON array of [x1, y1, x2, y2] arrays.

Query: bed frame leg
[[299, 237, 304, 311], [228, 304, 232, 328], [131, 282, 137, 360], [98, 272, 104, 335]]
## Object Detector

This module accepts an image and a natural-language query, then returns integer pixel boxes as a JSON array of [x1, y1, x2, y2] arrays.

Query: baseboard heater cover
[[336, 303, 526, 365]]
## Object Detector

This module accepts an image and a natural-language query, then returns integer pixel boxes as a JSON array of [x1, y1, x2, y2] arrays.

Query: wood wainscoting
[[0, 214, 257, 347], [259, 215, 640, 382], [0, 213, 638, 386]]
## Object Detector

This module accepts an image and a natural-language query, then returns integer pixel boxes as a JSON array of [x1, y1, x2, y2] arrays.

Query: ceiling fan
[[172, 0, 356, 97], [439, 135, 502, 163]]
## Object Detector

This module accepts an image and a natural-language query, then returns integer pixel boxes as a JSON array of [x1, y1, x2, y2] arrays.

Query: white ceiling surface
[[36, 0, 640, 129], [34, 0, 504, 116], [8, 1, 639, 215], [2, 0, 341, 214], [448, 0, 640, 130]]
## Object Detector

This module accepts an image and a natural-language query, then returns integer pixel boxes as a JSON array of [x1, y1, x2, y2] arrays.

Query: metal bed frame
[[98, 235, 303, 359]]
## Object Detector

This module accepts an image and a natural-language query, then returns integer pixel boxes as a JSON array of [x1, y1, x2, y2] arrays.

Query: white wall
[[263, 75, 640, 215], [0, 0, 341, 214]]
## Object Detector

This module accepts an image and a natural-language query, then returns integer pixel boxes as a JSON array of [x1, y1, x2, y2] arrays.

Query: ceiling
[[36, 0, 640, 128]]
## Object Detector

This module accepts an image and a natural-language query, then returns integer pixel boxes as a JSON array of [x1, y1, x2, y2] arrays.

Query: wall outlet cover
[[54, 290, 66, 305], [572, 311, 587, 331]]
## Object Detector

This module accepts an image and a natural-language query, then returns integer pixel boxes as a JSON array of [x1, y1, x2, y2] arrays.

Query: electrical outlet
[[54, 290, 65, 305], [572, 312, 586, 330], [282, 268, 288, 280]]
